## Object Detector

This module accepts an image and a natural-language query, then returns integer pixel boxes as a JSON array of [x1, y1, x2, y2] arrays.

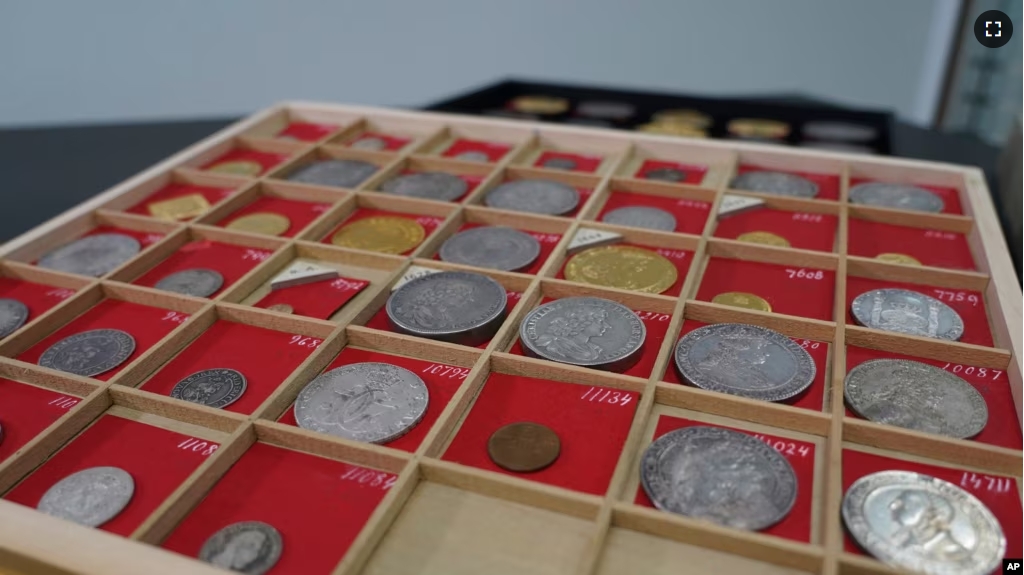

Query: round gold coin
[[487, 422, 561, 473], [206, 160, 263, 176], [147, 193, 211, 221], [736, 231, 791, 248], [267, 303, 294, 314], [226, 212, 292, 236], [727, 118, 791, 139], [564, 245, 678, 294], [711, 291, 772, 312], [636, 122, 708, 138], [510, 95, 569, 115], [651, 108, 713, 128], [875, 252, 921, 266], [331, 216, 425, 254]]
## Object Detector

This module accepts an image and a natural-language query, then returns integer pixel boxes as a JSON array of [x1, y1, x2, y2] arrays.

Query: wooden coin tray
[[0, 101, 1019, 575]]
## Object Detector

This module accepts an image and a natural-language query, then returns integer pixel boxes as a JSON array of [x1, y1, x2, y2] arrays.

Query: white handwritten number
[[288, 335, 321, 349], [47, 396, 79, 409], [753, 434, 811, 458], [177, 438, 219, 456], [340, 466, 397, 490], [422, 363, 470, 380], [161, 311, 188, 324], [785, 268, 824, 280], [580, 387, 633, 406], [933, 289, 979, 307], [960, 472, 1012, 493]]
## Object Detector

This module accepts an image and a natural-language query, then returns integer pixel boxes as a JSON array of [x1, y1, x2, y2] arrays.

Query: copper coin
[[487, 422, 561, 472]]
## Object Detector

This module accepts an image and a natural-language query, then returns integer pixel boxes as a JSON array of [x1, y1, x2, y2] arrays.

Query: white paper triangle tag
[[392, 265, 443, 292], [717, 194, 765, 218], [567, 228, 622, 254], [270, 261, 339, 290]]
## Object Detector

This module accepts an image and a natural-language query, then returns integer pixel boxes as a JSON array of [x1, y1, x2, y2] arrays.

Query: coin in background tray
[[439, 226, 541, 272], [37, 233, 142, 277], [488, 422, 561, 472], [37, 466, 135, 527], [148, 193, 211, 221], [386, 270, 507, 346], [379, 172, 468, 202], [736, 230, 791, 247], [199, 521, 283, 575], [519, 297, 645, 372], [485, 179, 580, 216], [154, 268, 224, 298], [850, 288, 964, 341], [510, 95, 569, 115], [0, 298, 30, 339], [332, 216, 425, 254], [226, 212, 291, 236], [564, 245, 677, 294], [601, 206, 677, 231], [727, 118, 791, 141], [730, 171, 819, 198], [849, 182, 944, 213], [287, 159, 378, 189]]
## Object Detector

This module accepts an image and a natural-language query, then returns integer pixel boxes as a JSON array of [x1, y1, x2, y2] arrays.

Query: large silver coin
[[851, 288, 963, 341], [519, 297, 645, 372], [439, 226, 541, 271], [38, 329, 137, 377], [601, 206, 677, 231], [379, 171, 469, 202], [674, 323, 815, 402], [0, 298, 30, 339], [640, 426, 797, 531], [730, 171, 819, 198], [37, 466, 134, 527], [199, 521, 283, 575], [801, 121, 879, 142], [844, 359, 987, 439], [485, 179, 580, 216], [170, 368, 247, 409], [643, 167, 688, 182], [849, 182, 945, 213], [842, 470, 1005, 575], [37, 233, 142, 277], [153, 268, 224, 298], [295, 362, 429, 444], [386, 271, 507, 346], [286, 159, 378, 188]]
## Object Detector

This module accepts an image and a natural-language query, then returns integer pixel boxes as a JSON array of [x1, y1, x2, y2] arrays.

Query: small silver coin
[[845, 359, 987, 439], [519, 297, 645, 372], [379, 171, 469, 202], [842, 470, 1005, 575], [286, 159, 378, 189], [851, 288, 964, 341], [39, 329, 137, 377], [798, 141, 876, 155], [674, 323, 815, 402], [170, 368, 248, 409], [350, 136, 388, 151], [37, 466, 134, 527], [295, 362, 429, 444], [541, 157, 579, 170], [439, 226, 541, 271], [386, 271, 507, 346], [643, 167, 688, 182], [849, 182, 945, 213], [37, 233, 142, 277], [801, 121, 879, 142], [640, 426, 798, 531], [485, 179, 580, 216], [730, 170, 820, 198], [576, 100, 636, 120], [453, 150, 491, 162], [601, 206, 677, 231], [199, 521, 283, 575], [0, 298, 30, 339], [153, 268, 224, 298]]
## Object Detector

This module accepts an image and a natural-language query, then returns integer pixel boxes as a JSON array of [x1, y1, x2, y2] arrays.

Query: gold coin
[[331, 216, 425, 254], [226, 212, 292, 236], [651, 109, 713, 128], [564, 245, 677, 294], [147, 193, 211, 221], [712, 291, 772, 312], [727, 118, 791, 139], [876, 252, 921, 266], [736, 231, 791, 248], [207, 159, 263, 176], [636, 122, 708, 138], [510, 95, 569, 115], [267, 303, 294, 314]]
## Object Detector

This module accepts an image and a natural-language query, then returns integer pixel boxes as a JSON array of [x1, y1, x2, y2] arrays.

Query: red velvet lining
[[556, 244, 692, 297], [533, 151, 603, 173], [0, 379, 81, 463], [254, 276, 368, 321], [849, 178, 963, 215], [133, 241, 273, 298], [276, 122, 337, 141], [0, 277, 77, 332], [124, 183, 236, 219], [319, 209, 444, 255], [597, 190, 711, 235], [216, 196, 333, 239], [714, 208, 838, 252], [847, 219, 976, 271], [736, 164, 840, 201], [634, 159, 708, 185], [364, 290, 522, 350], [430, 222, 561, 275], [695, 258, 836, 321]]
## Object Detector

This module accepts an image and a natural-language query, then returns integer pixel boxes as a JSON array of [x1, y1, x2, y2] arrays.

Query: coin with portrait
[[519, 297, 645, 372], [199, 521, 283, 575]]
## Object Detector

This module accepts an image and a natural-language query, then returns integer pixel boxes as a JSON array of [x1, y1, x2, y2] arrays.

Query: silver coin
[[453, 150, 491, 162], [801, 121, 879, 142], [798, 141, 876, 155], [730, 170, 819, 198], [37, 233, 142, 277], [350, 136, 388, 151], [286, 159, 378, 188], [851, 288, 964, 341], [199, 521, 283, 575], [379, 171, 468, 202], [849, 182, 945, 213], [170, 368, 247, 409], [601, 206, 677, 231], [643, 167, 688, 182], [0, 298, 30, 339], [519, 297, 645, 372], [842, 470, 1005, 575], [485, 179, 580, 216], [153, 268, 224, 298], [39, 329, 137, 377], [640, 426, 797, 531], [295, 362, 429, 444], [674, 323, 815, 402], [576, 100, 636, 120], [844, 359, 987, 439], [439, 226, 541, 271], [541, 157, 578, 170], [386, 271, 507, 346], [37, 466, 134, 527]]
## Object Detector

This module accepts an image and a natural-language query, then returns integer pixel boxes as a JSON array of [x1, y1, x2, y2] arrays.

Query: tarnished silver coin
[[640, 426, 797, 531], [541, 157, 579, 170], [849, 182, 945, 213], [286, 159, 378, 188], [37, 466, 134, 527], [845, 359, 987, 439], [519, 297, 645, 372], [170, 368, 247, 409], [295, 362, 429, 444], [851, 288, 963, 341], [485, 179, 580, 215], [601, 206, 677, 231], [643, 167, 688, 182], [453, 150, 491, 162], [199, 521, 283, 575], [37, 233, 141, 277], [674, 323, 815, 402], [730, 170, 819, 198], [39, 329, 137, 377], [576, 100, 636, 120], [439, 226, 541, 271], [350, 136, 388, 151], [799, 141, 876, 155], [842, 470, 1005, 575], [0, 298, 29, 339], [153, 268, 224, 298], [379, 172, 468, 202], [801, 121, 878, 142], [386, 271, 507, 346]]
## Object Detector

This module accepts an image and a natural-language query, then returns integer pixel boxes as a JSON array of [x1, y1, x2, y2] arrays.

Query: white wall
[[0, 0, 958, 127]]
